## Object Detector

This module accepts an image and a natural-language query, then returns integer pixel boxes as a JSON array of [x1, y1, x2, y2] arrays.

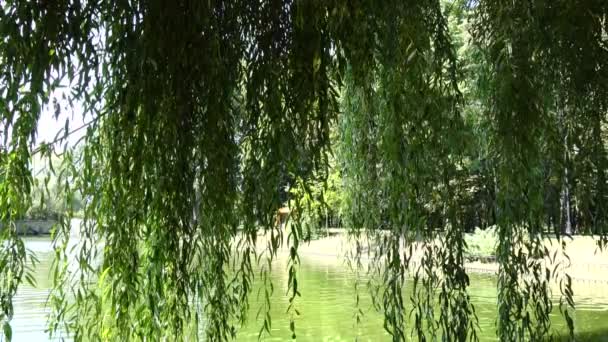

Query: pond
[[10, 237, 608, 341]]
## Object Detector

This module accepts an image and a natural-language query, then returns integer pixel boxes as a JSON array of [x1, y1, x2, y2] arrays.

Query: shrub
[[465, 226, 497, 262]]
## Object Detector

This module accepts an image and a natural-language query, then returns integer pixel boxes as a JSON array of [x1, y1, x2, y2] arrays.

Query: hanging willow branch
[[1, 0, 607, 341], [338, 1, 478, 340]]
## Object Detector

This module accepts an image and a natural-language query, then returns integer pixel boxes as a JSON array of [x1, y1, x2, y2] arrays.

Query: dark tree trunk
[[560, 166, 573, 235], [559, 105, 574, 236]]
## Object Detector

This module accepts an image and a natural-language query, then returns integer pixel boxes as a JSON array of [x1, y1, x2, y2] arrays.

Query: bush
[[465, 226, 497, 262], [26, 206, 62, 221]]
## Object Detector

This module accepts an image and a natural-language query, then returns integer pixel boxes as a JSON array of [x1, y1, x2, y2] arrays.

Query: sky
[[31, 89, 88, 174], [36, 88, 88, 149], [32, 88, 91, 173], [1, 90, 87, 157]]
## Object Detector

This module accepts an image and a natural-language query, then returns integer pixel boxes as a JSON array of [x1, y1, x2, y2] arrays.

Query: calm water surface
[[11, 237, 608, 341]]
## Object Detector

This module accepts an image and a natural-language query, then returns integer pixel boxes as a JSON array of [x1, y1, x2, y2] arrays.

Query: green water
[[11, 237, 608, 341]]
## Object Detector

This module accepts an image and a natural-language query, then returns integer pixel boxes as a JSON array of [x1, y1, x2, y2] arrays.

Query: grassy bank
[[255, 228, 608, 285]]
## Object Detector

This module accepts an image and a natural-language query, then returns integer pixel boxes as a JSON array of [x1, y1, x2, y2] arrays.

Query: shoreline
[[258, 231, 608, 285]]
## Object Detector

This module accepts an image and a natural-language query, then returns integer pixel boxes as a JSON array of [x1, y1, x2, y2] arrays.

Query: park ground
[[257, 229, 608, 294]]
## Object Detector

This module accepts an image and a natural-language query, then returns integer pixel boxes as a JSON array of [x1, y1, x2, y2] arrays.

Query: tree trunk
[[592, 115, 607, 234], [560, 166, 573, 235], [559, 106, 573, 236]]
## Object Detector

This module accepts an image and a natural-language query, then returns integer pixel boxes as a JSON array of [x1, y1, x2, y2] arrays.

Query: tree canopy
[[1, 0, 607, 341]]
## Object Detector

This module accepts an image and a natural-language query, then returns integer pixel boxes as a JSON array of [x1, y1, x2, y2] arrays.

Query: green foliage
[[289, 150, 343, 239], [26, 183, 82, 221], [464, 227, 497, 261], [0, 1, 607, 341]]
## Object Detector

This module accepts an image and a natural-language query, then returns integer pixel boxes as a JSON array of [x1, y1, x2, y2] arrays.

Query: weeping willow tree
[[1, 0, 607, 341]]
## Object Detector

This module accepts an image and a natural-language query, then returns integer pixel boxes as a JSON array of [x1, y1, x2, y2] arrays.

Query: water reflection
[[13, 237, 54, 341], [10, 237, 608, 341]]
